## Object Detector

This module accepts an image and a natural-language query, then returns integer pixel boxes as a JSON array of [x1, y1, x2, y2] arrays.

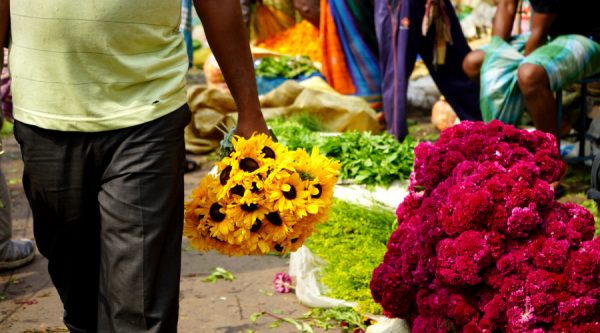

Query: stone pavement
[[0, 136, 327, 333]]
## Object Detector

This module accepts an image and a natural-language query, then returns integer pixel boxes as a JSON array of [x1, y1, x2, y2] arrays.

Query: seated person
[[463, 0, 600, 138]]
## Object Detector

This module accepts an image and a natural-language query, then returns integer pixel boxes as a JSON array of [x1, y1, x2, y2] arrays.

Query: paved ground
[[0, 136, 324, 333]]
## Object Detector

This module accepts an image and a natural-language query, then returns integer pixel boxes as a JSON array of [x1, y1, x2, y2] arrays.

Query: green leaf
[[305, 200, 396, 314], [203, 267, 235, 283], [250, 312, 265, 323]]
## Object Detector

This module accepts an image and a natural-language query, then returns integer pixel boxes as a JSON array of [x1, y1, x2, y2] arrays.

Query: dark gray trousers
[[14, 106, 191, 333]]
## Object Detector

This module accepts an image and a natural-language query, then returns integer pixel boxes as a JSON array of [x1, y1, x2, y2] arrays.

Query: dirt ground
[[0, 136, 327, 333]]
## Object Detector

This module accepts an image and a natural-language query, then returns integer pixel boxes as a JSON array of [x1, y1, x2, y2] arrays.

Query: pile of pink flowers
[[370, 121, 600, 332]]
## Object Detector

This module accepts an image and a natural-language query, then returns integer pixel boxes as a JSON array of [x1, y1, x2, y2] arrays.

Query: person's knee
[[462, 50, 485, 81], [517, 63, 549, 95]]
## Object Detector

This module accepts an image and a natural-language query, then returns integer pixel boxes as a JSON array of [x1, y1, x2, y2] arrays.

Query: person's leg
[[519, 35, 600, 137], [418, 0, 482, 121], [96, 106, 190, 333], [375, 0, 415, 141], [517, 63, 558, 137], [0, 156, 34, 270], [462, 49, 486, 83], [13, 121, 101, 332]]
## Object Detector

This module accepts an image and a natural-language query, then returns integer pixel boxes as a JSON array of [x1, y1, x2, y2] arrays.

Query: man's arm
[[492, 0, 518, 41], [192, 0, 268, 138], [524, 12, 556, 56], [0, 0, 8, 66]]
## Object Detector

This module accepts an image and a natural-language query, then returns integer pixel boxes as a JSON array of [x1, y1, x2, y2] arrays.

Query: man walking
[[1, 0, 267, 332]]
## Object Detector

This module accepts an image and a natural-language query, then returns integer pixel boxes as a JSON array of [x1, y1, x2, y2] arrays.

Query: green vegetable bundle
[[269, 114, 416, 187], [305, 199, 397, 315], [255, 55, 318, 79], [320, 132, 415, 186]]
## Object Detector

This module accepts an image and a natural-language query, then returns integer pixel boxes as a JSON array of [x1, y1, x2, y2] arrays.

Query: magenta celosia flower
[[370, 121, 598, 332], [273, 272, 293, 293]]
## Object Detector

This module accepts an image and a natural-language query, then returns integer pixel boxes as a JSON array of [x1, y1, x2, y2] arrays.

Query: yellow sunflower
[[259, 210, 296, 243], [238, 220, 272, 255], [207, 201, 236, 241], [277, 226, 311, 254], [231, 135, 276, 173], [216, 136, 283, 202], [205, 236, 248, 256], [265, 171, 313, 217], [293, 147, 339, 213], [184, 175, 222, 250], [227, 202, 270, 230]]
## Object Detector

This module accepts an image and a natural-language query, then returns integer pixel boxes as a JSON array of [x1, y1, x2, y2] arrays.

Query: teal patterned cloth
[[480, 34, 600, 124]]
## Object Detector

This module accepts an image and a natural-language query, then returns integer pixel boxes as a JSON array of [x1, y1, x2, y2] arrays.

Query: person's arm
[[192, 0, 268, 138], [524, 12, 556, 56], [491, 0, 518, 41], [0, 0, 8, 67]]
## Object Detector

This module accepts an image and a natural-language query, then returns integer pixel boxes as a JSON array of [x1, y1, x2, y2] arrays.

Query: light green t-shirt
[[9, 0, 189, 132]]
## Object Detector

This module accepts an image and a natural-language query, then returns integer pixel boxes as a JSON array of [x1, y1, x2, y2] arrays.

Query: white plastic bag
[[332, 181, 409, 209], [365, 316, 410, 333], [288, 246, 357, 308]]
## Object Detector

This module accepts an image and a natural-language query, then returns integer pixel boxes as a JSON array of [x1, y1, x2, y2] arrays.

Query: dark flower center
[[212, 236, 225, 243], [250, 219, 262, 232], [209, 203, 226, 222], [282, 185, 297, 200], [262, 146, 276, 159], [240, 158, 259, 172], [241, 203, 259, 212], [220, 166, 232, 185], [311, 184, 322, 199], [230, 185, 245, 197], [274, 244, 284, 252], [266, 212, 282, 226]]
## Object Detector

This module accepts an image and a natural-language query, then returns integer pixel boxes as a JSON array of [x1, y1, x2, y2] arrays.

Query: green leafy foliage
[[268, 114, 415, 186], [305, 199, 397, 314], [267, 115, 325, 151], [301, 307, 367, 332], [319, 132, 415, 186], [203, 267, 235, 283], [250, 307, 366, 332], [255, 56, 318, 79]]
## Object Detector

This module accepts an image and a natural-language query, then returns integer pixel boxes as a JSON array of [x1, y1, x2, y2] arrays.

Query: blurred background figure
[[0, 48, 34, 271], [375, 0, 482, 141]]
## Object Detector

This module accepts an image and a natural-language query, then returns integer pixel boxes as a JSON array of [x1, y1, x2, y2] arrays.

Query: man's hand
[[236, 112, 269, 138], [193, 0, 269, 138], [524, 12, 556, 56]]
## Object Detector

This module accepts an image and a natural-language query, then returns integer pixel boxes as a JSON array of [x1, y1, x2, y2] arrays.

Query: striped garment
[[322, 0, 382, 106], [180, 0, 194, 65], [320, 0, 356, 95], [481, 34, 600, 124]]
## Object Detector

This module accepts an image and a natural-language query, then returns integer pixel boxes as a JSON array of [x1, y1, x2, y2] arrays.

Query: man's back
[[9, 0, 188, 132]]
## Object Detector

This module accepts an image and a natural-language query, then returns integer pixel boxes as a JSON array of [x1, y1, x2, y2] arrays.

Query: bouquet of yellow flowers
[[184, 133, 340, 256]]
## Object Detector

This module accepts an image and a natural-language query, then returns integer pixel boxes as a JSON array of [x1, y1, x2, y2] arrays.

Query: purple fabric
[[1, 48, 11, 120], [375, 0, 481, 141]]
